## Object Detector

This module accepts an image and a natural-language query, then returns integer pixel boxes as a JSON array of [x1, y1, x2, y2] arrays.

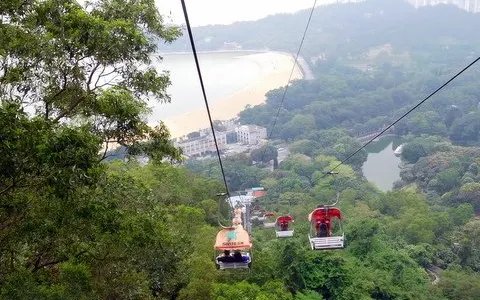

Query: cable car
[[255, 208, 267, 221], [275, 215, 294, 238], [250, 205, 264, 221], [262, 212, 276, 228], [308, 206, 344, 250], [214, 208, 252, 270]]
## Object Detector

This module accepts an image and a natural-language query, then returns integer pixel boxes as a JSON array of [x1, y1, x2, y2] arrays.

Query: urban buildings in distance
[[173, 120, 267, 158], [406, 0, 480, 12]]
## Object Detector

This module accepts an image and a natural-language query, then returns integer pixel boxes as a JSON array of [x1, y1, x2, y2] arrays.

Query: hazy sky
[[156, 0, 340, 26]]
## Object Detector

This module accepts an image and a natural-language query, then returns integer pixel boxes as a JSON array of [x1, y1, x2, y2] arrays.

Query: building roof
[[237, 124, 266, 132], [229, 195, 254, 206], [252, 190, 267, 198]]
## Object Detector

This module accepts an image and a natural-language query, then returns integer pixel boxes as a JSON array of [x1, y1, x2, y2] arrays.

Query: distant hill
[[160, 0, 480, 66]]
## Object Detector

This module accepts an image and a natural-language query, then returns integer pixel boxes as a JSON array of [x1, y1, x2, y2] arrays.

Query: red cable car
[[275, 215, 294, 238], [308, 206, 344, 250]]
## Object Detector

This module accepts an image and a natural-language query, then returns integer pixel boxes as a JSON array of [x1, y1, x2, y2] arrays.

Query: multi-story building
[[175, 123, 267, 156], [222, 42, 242, 50], [235, 125, 267, 145], [175, 132, 227, 157]]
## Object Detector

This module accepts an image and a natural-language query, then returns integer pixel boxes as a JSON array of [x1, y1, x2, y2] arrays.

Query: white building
[[408, 0, 480, 12], [228, 194, 254, 209], [235, 125, 267, 145], [175, 132, 227, 157]]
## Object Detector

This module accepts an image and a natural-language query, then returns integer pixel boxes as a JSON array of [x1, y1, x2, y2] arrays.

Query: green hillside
[[164, 0, 480, 67]]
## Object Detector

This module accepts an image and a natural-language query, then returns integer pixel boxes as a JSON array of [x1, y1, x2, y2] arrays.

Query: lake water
[[362, 136, 402, 191], [149, 51, 266, 122]]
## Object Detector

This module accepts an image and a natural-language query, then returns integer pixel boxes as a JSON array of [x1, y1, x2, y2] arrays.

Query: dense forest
[[1, 0, 480, 299]]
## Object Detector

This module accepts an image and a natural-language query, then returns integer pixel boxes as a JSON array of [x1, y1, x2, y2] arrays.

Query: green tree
[[280, 115, 316, 141], [444, 105, 463, 128], [448, 203, 474, 226], [295, 291, 324, 300], [455, 220, 480, 271], [449, 111, 480, 145], [289, 139, 321, 157], [1, 0, 181, 160], [437, 269, 480, 300], [435, 168, 461, 195], [280, 154, 317, 182], [455, 182, 480, 211], [251, 145, 279, 169], [0, 0, 184, 297], [408, 111, 447, 136], [402, 141, 428, 163]]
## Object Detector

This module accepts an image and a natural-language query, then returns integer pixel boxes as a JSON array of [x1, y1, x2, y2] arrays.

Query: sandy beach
[[162, 51, 304, 138]]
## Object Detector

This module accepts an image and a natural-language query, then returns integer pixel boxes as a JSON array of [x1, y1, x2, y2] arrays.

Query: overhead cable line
[[260, 0, 318, 161], [323, 56, 480, 177], [180, 0, 230, 197]]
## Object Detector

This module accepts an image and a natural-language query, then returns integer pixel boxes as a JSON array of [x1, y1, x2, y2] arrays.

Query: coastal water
[[149, 51, 267, 122]]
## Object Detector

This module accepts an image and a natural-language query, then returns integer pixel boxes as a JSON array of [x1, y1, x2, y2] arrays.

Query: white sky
[[156, 0, 341, 26]]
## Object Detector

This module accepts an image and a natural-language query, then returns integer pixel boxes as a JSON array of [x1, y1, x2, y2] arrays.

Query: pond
[[361, 136, 403, 191]]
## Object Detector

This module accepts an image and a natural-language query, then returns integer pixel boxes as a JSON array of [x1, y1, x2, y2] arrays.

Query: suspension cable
[[180, 0, 230, 197], [216, 193, 231, 228], [260, 0, 318, 162], [323, 56, 480, 177]]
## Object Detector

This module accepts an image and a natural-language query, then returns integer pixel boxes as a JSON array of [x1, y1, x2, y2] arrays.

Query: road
[[426, 265, 441, 285], [277, 147, 290, 164], [297, 56, 315, 80]]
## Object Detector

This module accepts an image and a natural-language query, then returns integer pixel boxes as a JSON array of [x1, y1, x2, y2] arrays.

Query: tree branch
[[92, 64, 105, 91], [0, 183, 15, 195], [100, 140, 109, 161], [52, 95, 86, 122], [45, 71, 69, 119], [92, 68, 121, 92], [32, 250, 89, 272], [87, 62, 101, 92]]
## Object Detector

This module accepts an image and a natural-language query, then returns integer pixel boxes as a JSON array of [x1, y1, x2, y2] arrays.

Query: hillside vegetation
[[164, 0, 480, 66]]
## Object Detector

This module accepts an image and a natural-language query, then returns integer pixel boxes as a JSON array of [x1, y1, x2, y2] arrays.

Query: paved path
[[297, 56, 315, 80], [426, 265, 441, 285]]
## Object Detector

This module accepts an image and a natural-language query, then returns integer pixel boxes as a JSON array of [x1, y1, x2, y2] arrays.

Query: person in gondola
[[233, 250, 243, 262], [218, 250, 233, 262], [317, 222, 328, 237], [280, 222, 288, 231]]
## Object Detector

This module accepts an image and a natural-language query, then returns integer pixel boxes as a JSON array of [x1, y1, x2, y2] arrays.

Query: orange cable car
[[214, 208, 252, 270]]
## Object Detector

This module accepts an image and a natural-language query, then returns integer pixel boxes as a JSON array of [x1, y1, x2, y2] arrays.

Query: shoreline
[[158, 49, 314, 80], [156, 50, 308, 138], [159, 49, 314, 77], [158, 49, 269, 56]]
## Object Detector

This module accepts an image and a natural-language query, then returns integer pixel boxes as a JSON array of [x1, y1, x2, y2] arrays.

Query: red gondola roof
[[308, 207, 342, 222], [276, 215, 294, 223], [264, 212, 275, 218]]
